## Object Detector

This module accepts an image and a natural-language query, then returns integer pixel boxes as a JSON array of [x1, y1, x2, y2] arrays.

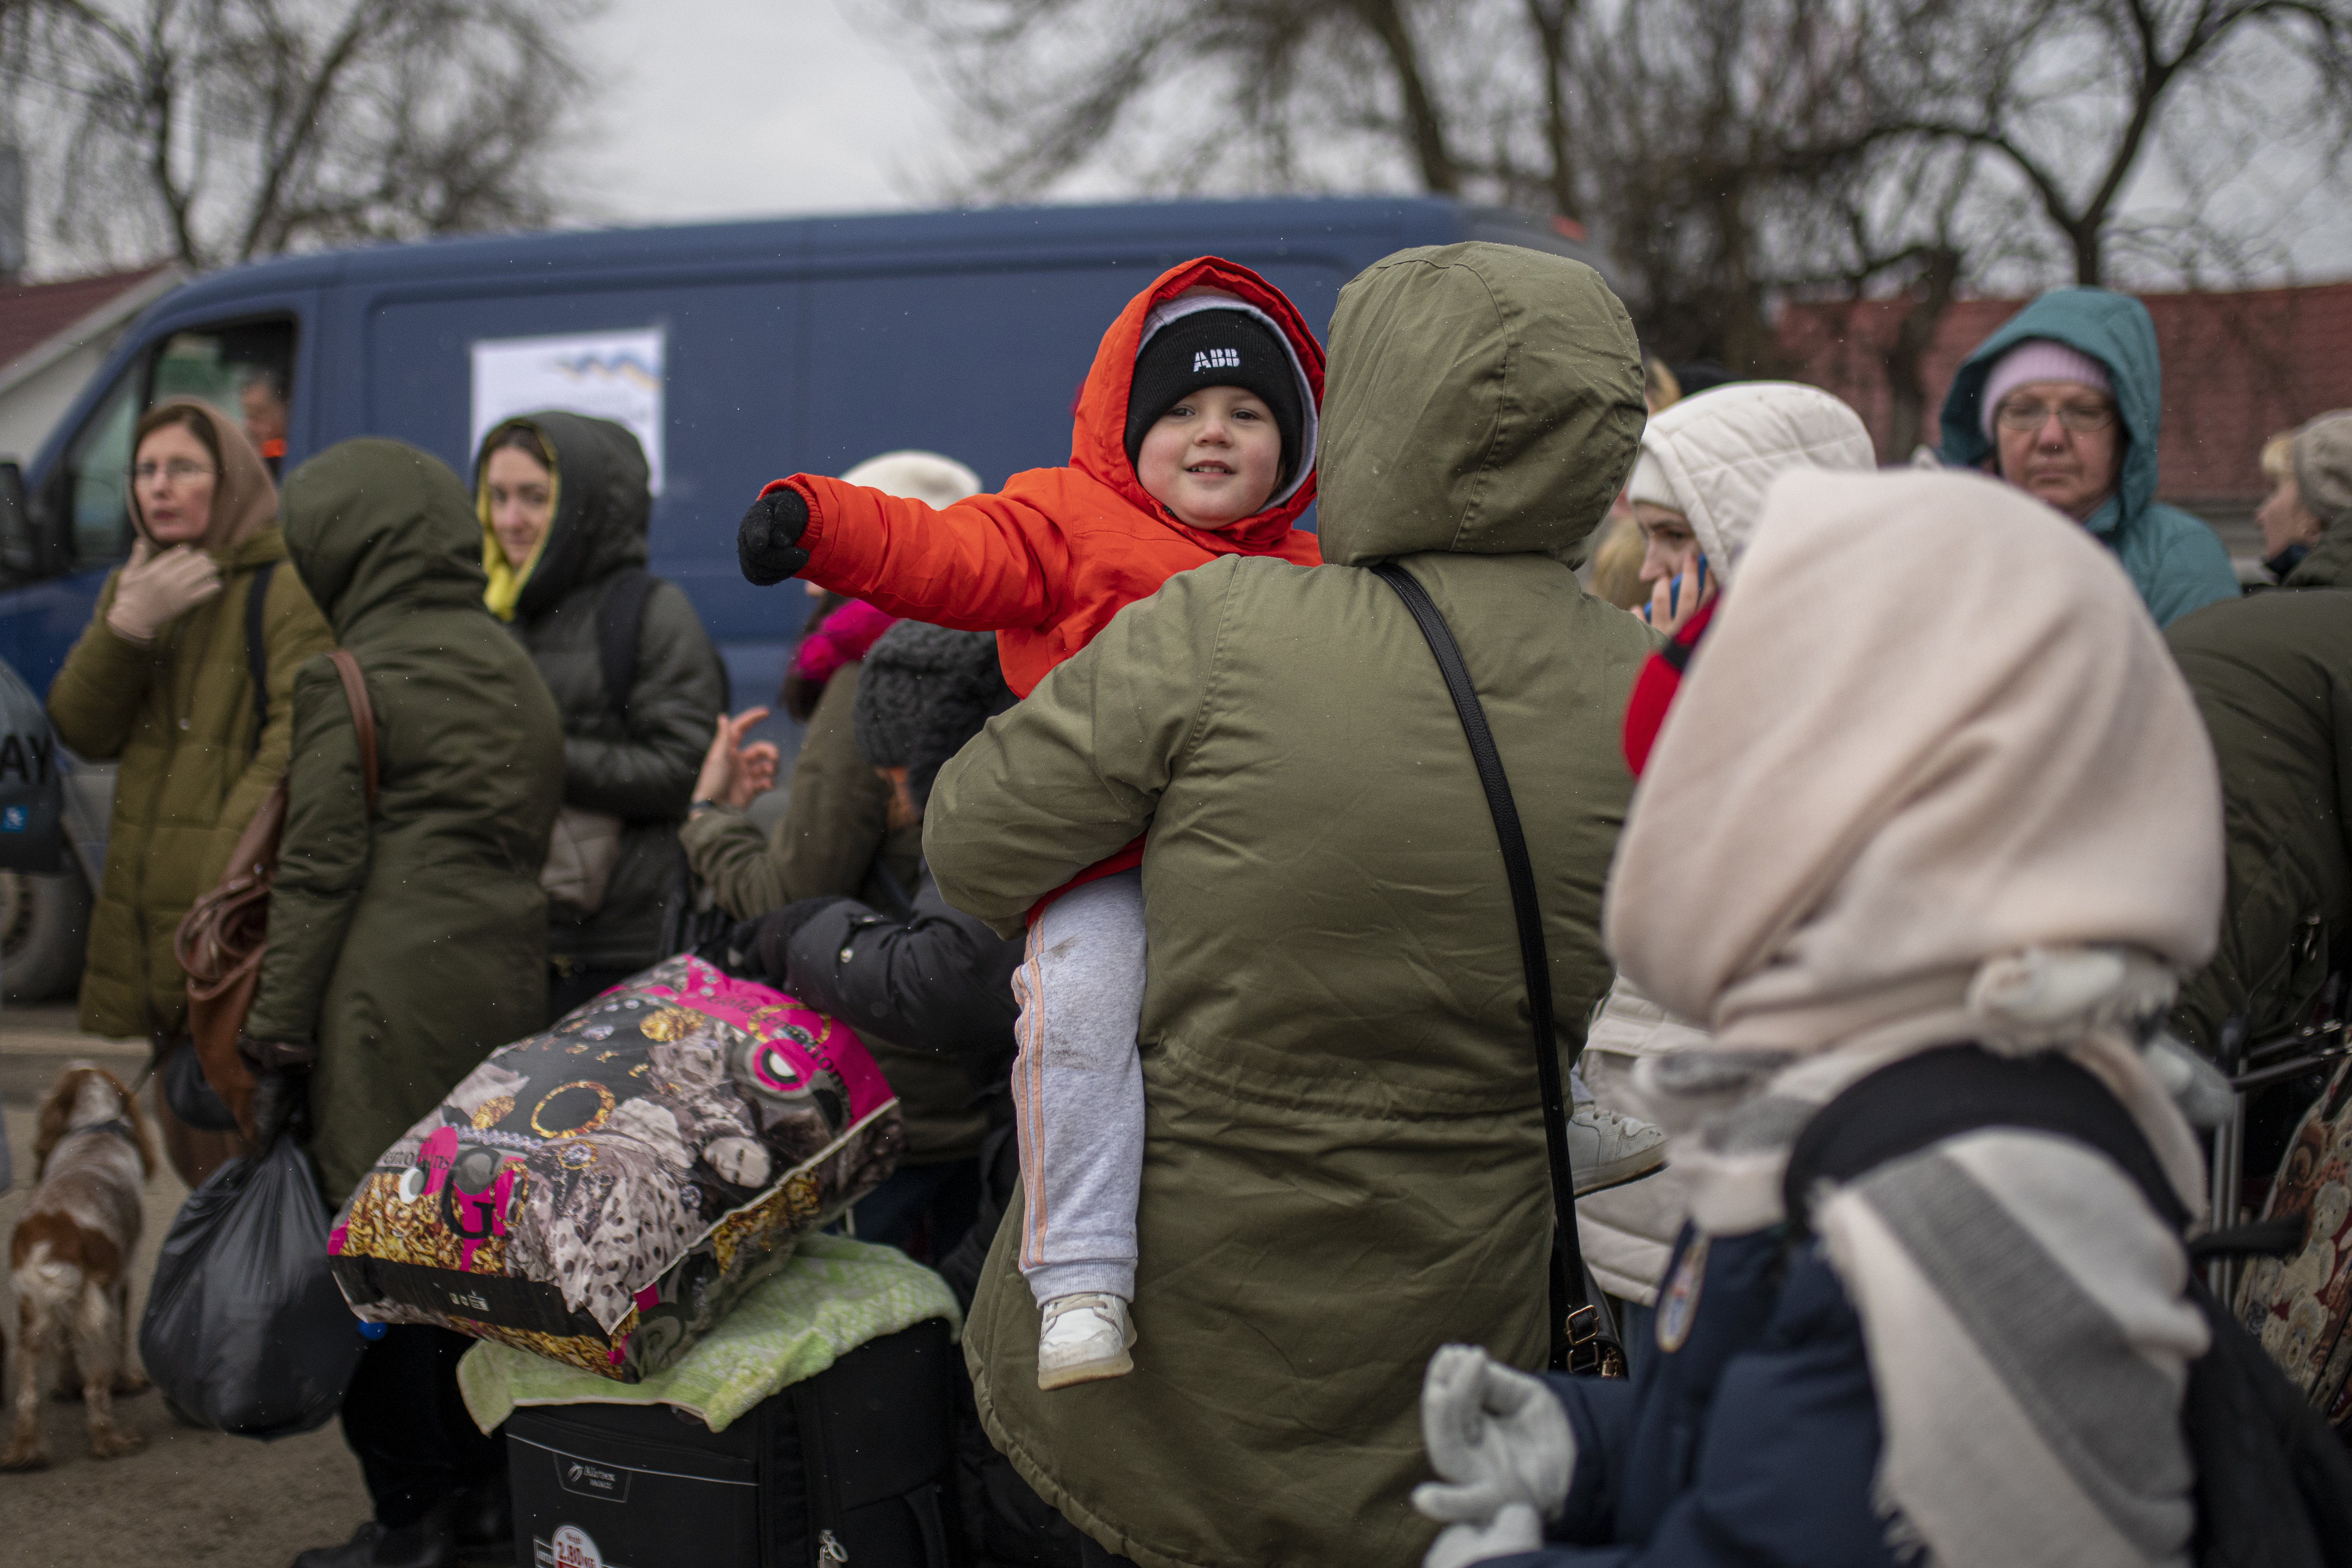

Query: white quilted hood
[[1624, 382, 1875, 585]]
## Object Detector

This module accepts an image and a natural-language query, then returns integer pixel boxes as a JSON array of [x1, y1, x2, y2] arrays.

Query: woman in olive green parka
[[49, 398, 335, 1045], [925, 244, 1657, 1568], [245, 439, 564, 1205]]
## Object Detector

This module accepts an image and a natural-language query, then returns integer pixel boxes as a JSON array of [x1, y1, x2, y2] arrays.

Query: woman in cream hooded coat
[[1578, 383, 1875, 1319], [1419, 468, 2223, 1568]]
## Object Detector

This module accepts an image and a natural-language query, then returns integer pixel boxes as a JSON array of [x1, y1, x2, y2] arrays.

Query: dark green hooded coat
[[1938, 287, 2240, 628], [925, 243, 1655, 1568], [478, 412, 726, 973], [2166, 588, 2352, 1057], [248, 440, 565, 1204], [2284, 521, 2352, 589]]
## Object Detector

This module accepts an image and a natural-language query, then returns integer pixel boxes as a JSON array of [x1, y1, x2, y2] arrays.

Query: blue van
[[0, 196, 1606, 994]]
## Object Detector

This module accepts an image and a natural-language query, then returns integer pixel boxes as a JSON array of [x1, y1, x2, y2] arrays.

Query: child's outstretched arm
[[739, 475, 1066, 632]]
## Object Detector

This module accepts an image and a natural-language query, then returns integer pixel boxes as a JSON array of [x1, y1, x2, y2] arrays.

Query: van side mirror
[[0, 461, 32, 579]]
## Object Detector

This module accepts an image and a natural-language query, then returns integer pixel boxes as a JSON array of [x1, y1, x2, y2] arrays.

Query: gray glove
[[107, 540, 223, 643], [1413, 1344, 1576, 1527], [1425, 1504, 1543, 1568]]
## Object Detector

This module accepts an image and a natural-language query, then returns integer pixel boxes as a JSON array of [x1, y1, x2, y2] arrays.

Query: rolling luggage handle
[[1371, 561, 1625, 1377]]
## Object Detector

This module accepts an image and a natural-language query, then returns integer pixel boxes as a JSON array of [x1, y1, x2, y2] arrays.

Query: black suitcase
[[507, 1317, 959, 1568]]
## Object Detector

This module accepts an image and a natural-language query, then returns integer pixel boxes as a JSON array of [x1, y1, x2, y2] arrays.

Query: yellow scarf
[[479, 450, 559, 622]]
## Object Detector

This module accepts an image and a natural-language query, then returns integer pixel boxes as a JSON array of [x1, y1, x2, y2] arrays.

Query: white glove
[[107, 540, 223, 644], [1414, 1344, 1577, 1526], [1425, 1503, 1544, 1568]]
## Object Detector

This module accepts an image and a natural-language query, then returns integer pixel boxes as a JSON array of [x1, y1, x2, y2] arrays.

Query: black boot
[[289, 1501, 459, 1568]]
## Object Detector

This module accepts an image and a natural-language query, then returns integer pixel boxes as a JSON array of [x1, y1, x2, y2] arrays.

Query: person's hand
[[238, 1036, 319, 1145], [1638, 553, 1715, 638], [751, 896, 851, 985], [695, 708, 780, 809], [738, 487, 811, 586], [1425, 1504, 1543, 1568], [1413, 1345, 1576, 1527], [107, 539, 223, 644]]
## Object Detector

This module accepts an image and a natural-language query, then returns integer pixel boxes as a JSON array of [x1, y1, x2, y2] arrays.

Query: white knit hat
[[1980, 341, 2113, 440], [841, 450, 984, 510]]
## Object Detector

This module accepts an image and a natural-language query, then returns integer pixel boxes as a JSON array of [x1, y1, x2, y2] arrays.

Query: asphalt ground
[[0, 1004, 374, 1567]]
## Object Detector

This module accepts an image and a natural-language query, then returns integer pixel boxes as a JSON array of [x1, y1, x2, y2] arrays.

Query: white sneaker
[[1569, 1100, 1667, 1197], [1036, 1292, 1137, 1390]]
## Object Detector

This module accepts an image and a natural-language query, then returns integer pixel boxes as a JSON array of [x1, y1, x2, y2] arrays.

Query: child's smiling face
[[1135, 385, 1283, 530]]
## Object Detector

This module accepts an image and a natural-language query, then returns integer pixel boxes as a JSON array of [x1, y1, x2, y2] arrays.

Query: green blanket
[[458, 1234, 963, 1434]]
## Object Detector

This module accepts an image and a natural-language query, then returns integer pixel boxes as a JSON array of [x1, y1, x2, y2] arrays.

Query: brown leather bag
[[175, 648, 379, 1138]]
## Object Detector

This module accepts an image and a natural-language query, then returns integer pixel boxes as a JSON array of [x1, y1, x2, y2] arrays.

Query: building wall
[[1779, 280, 2352, 554], [0, 333, 117, 468]]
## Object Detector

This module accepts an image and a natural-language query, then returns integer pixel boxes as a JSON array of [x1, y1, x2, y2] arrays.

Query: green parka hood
[[1317, 242, 1646, 567], [1938, 287, 2163, 540], [476, 411, 652, 621], [282, 439, 493, 636]]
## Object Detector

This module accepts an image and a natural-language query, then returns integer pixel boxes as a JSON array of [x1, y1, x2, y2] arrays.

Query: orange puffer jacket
[[762, 256, 1326, 700]]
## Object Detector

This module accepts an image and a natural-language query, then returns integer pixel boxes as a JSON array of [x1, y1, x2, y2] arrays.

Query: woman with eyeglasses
[[46, 396, 334, 1185], [1934, 288, 2240, 627]]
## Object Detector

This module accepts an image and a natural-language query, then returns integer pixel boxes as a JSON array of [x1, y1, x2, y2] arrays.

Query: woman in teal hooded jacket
[[1938, 286, 2240, 627]]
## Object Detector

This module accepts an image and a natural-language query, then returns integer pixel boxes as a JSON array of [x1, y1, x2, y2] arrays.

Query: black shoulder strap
[[1372, 561, 1611, 1374], [244, 558, 277, 755], [598, 568, 658, 726], [1783, 1044, 2187, 1234]]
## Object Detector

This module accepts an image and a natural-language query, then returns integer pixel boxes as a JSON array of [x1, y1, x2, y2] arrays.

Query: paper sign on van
[[472, 329, 667, 496]]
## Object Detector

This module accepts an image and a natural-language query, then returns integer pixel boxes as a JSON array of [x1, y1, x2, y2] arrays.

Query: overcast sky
[[576, 0, 2350, 284], [577, 0, 951, 228]]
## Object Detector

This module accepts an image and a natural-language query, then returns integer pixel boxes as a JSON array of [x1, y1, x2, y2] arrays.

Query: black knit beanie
[[852, 622, 1017, 809], [1123, 308, 1304, 490]]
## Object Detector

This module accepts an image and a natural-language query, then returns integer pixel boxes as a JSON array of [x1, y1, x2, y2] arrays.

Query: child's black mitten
[[738, 487, 812, 585]]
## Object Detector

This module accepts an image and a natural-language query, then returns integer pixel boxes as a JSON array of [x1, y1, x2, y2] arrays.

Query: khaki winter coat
[[246, 440, 564, 1203], [926, 243, 1654, 1568], [2167, 587, 2352, 1056], [48, 397, 335, 1040]]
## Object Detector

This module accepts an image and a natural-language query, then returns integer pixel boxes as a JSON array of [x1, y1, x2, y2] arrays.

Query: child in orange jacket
[[737, 258, 1324, 1389]]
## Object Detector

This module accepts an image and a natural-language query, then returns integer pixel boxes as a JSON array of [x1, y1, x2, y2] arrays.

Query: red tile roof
[[0, 265, 175, 378], [1779, 279, 2352, 508]]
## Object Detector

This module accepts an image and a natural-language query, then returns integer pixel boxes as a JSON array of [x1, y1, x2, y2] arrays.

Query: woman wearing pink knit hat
[[1936, 287, 2239, 627]]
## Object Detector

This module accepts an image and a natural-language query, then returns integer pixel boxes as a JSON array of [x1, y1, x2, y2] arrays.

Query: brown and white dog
[[2, 1062, 155, 1469]]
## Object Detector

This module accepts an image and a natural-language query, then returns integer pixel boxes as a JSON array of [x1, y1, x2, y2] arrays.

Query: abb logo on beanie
[[1192, 347, 1241, 372]]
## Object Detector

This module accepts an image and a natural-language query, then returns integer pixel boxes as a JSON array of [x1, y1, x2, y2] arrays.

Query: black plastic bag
[[0, 654, 63, 873], [139, 1134, 364, 1437]]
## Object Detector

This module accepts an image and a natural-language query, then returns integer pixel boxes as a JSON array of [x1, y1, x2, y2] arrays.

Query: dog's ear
[[32, 1066, 84, 1180], [101, 1066, 158, 1180]]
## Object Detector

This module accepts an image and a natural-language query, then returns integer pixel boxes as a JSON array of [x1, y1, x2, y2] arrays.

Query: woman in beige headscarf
[[48, 396, 334, 1184], [1412, 469, 2227, 1568]]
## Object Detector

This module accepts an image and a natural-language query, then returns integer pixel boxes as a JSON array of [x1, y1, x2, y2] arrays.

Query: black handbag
[[1373, 561, 1625, 1376]]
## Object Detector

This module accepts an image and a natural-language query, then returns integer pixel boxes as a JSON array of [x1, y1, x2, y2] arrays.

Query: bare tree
[[1896, 0, 2352, 286], [0, 0, 596, 273], [900, 0, 2352, 398], [892, 0, 1548, 206]]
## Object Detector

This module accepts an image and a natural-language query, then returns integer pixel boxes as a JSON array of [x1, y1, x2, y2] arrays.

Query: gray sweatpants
[[1010, 867, 1147, 1305]]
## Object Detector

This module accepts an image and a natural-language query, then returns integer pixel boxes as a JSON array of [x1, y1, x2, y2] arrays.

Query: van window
[[152, 320, 297, 465], [45, 317, 297, 573], [62, 361, 142, 564]]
